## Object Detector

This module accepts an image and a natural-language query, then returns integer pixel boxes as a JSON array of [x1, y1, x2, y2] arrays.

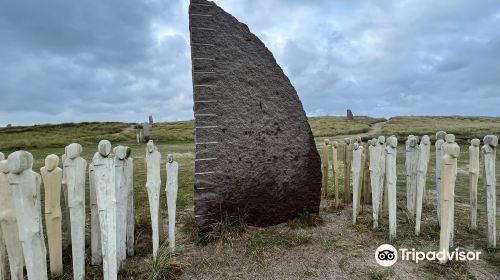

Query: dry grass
[[1, 115, 499, 279]]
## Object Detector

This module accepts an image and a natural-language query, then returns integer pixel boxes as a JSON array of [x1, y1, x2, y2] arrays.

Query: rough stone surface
[[189, 0, 322, 231]]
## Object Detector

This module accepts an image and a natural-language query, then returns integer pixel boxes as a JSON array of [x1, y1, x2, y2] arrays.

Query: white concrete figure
[[482, 135, 497, 248], [0, 227, 5, 280], [89, 163, 102, 265], [362, 140, 371, 206], [385, 136, 398, 241], [0, 157, 24, 280], [61, 152, 71, 249], [7, 151, 48, 280], [376, 136, 386, 213], [64, 143, 87, 280], [351, 143, 363, 224], [469, 139, 480, 230], [369, 139, 381, 228], [166, 154, 178, 252], [145, 140, 161, 260], [93, 140, 118, 280], [439, 143, 460, 264], [114, 145, 130, 269], [343, 138, 352, 204], [435, 131, 446, 226], [444, 134, 457, 246], [125, 152, 135, 257], [321, 139, 330, 197], [405, 136, 419, 216], [331, 141, 340, 208], [40, 154, 63, 276], [415, 135, 431, 236]]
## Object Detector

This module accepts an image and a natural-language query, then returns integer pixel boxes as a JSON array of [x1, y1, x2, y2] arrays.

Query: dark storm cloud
[[0, 0, 499, 126]]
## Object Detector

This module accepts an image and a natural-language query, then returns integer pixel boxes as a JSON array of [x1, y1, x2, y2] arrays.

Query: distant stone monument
[[188, 0, 321, 231], [142, 122, 151, 143], [346, 109, 354, 120], [149, 115, 154, 126]]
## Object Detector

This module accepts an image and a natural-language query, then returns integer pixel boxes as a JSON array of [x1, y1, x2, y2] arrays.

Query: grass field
[[0, 115, 499, 279]]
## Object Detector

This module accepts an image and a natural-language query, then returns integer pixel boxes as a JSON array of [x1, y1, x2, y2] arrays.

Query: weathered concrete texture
[[189, 0, 322, 231]]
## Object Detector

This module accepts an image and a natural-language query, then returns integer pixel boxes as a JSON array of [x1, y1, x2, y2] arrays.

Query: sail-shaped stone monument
[[189, 0, 322, 231]]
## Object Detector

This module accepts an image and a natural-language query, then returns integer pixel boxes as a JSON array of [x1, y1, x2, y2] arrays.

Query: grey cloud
[[1, 0, 500, 126]]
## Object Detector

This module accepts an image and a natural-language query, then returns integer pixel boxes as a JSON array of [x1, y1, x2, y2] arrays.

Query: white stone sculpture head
[[371, 138, 377, 146], [378, 136, 385, 144], [45, 154, 60, 172], [7, 151, 33, 174], [388, 136, 398, 148], [483, 135, 498, 147], [445, 134, 455, 144], [344, 138, 350, 145], [167, 154, 174, 163], [367, 139, 372, 146], [436, 131, 446, 140], [0, 160, 8, 174], [0, 152, 4, 161], [445, 143, 460, 158], [98, 140, 112, 157], [324, 139, 330, 145], [409, 136, 418, 148], [353, 143, 359, 150], [421, 135, 430, 145], [471, 139, 480, 147], [356, 136, 362, 144], [67, 143, 82, 159], [115, 145, 129, 160], [332, 141, 338, 148], [147, 140, 156, 153]]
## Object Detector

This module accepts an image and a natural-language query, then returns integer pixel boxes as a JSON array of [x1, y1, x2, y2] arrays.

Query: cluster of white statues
[[321, 133, 498, 258], [0, 139, 179, 279]]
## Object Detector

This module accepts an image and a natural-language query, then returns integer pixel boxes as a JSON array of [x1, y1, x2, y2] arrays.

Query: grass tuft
[[288, 211, 324, 229]]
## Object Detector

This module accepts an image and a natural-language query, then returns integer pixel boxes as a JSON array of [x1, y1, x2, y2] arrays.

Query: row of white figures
[[349, 136, 398, 240], [0, 140, 179, 280], [145, 140, 179, 261], [324, 132, 498, 245]]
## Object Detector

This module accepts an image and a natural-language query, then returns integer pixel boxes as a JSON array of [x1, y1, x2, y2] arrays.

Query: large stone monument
[[188, 0, 321, 231]]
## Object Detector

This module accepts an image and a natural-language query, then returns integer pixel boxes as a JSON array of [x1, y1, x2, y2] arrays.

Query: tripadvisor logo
[[375, 244, 482, 267]]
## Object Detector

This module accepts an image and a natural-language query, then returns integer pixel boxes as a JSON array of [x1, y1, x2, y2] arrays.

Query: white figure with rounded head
[[41, 154, 63, 276], [8, 151, 48, 280], [145, 140, 162, 260], [166, 154, 179, 252], [0, 154, 25, 280], [93, 140, 117, 280]]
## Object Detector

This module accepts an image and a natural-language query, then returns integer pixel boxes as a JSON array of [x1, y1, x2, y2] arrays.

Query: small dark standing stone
[[347, 109, 354, 120]]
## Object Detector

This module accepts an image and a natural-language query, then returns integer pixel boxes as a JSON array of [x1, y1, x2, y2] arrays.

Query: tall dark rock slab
[[189, 0, 322, 231]]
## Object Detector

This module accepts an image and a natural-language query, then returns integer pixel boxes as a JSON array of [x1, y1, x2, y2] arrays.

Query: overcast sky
[[1, 0, 499, 126]]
